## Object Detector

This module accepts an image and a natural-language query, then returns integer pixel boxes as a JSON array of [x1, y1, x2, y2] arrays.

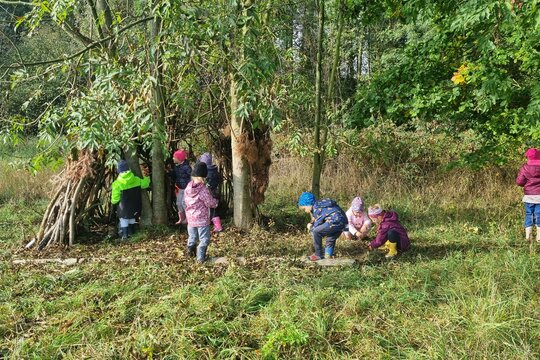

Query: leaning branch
[[0, 0, 33, 5], [1, 16, 154, 69]]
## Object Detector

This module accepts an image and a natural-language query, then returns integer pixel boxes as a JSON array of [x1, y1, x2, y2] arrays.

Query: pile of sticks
[[27, 151, 114, 250]]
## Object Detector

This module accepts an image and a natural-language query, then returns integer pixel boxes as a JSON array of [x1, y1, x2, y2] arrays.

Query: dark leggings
[[387, 229, 401, 250]]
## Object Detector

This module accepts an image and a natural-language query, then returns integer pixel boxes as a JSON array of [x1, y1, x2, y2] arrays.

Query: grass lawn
[[2, 194, 540, 359], [1, 149, 540, 359]]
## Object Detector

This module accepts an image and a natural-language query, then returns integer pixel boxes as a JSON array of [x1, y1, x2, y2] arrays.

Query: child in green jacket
[[111, 160, 150, 240]]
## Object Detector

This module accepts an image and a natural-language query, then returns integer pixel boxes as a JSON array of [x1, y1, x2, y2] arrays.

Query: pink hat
[[351, 196, 364, 212], [173, 150, 187, 162], [526, 148, 540, 166], [368, 204, 383, 217]]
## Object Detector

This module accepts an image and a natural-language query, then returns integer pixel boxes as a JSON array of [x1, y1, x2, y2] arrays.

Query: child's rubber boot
[[187, 246, 196, 258], [196, 246, 207, 263], [175, 212, 184, 225], [212, 216, 223, 233], [128, 224, 136, 236], [379, 240, 390, 252], [385, 241, 398, 258], [526, 226, 532, 242], [536, 226, 540, 243], [181, 211, 188, 225], [120, 227, 129, 240], [325, 246, 335, 259]]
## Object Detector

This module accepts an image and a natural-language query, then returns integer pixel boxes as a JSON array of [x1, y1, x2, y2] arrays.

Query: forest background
[[1, 0, 540, 358]]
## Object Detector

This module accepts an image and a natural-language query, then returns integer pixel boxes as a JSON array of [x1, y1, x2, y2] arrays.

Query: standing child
[[342, 196, 372, 240], [516, 147, 540, 242], [298, 192, 348, 261], [184, 162, 219, 262], [367, 204, 410, 258], [199, 152, 223, 232], [171, 149, 192, 224], [111, 160, 150, 240]]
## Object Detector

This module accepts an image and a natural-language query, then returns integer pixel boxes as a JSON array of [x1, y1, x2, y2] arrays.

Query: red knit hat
[[173, 150, 187, 162], [526, 148, 540, 166]]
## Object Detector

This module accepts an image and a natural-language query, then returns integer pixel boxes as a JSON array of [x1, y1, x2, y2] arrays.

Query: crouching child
[[184, 162, 218, 262], [298, 192, 348, 261], [367, 204, 410, 258], [343, 196, 372, 240], [111, 160, 150, 240]]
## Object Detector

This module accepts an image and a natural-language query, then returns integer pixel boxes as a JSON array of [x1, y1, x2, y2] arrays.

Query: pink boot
[[175, 211, 184, 225], [181, 211, 188, 225], [211, 216, 223, 232]]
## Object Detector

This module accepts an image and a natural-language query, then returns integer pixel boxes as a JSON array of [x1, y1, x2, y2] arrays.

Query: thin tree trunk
[[321, 0, 344, 147], [150, 7, 168, 225], [311, 0, 324, 198]]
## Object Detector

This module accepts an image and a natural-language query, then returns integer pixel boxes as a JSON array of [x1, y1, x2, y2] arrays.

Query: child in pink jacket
[[516, 148, 540, 242], [184, 162, 218, 262], [342, 196, 372, 240]]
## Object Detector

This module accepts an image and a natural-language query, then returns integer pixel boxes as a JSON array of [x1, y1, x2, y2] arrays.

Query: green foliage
[[349, 0, 540, 163]]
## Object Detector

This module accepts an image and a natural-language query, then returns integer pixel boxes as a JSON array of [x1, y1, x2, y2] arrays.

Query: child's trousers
[[312, 222, 342, 258], [524, 202, 540, 227], [187, 225, 211, 262]]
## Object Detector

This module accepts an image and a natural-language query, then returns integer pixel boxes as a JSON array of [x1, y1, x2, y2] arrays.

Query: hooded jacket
[[111, 171, 150, 219], [184, 180, 219, 227], [346, 208, 372, 234], [516, 164, 540, 195], [171, 160, 192, 189], [206, 164, 221, 196], [370, 211, 410, 251], [312, 199, 347, 230]]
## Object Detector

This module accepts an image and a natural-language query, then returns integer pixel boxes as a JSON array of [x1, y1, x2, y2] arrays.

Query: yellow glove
[[307, 223, 313, 231]]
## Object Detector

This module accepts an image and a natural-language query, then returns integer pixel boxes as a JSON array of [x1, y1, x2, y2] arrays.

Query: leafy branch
[[1, 16, 154, 69]]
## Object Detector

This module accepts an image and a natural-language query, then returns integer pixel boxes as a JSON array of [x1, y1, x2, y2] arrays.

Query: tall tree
[[311, 0, 325, 198], [150, 2, 167, 225]]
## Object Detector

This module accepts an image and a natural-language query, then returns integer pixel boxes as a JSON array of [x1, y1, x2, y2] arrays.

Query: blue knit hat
[[117, 160, 129, 173], [298, 192, 316, 206]]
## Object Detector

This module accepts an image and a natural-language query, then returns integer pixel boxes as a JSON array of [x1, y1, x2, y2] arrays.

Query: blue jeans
[[524, 203, 540, 227], [187, 225, 211, 261], [312, 222, 342, 258]]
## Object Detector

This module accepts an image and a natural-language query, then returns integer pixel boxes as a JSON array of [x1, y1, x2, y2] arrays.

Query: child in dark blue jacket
[[298, 192, 348, 261], [199, 152, 223, 232], [171, 150, 192, 224]]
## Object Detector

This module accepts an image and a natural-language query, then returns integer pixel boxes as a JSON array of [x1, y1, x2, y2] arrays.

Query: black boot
[[128, 223, 136, 236], [187, 246, 196, 258]]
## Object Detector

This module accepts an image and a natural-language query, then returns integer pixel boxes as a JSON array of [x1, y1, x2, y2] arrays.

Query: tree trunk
[[321, 0, 344, 148], [150, 7, 168, 225], [311, 0, 325, 198], [229, 0, 255, 229], [230, 77, 253, 230]]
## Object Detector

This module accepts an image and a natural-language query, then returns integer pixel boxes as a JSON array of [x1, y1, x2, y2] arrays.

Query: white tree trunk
[[230, 76, 253, 229]]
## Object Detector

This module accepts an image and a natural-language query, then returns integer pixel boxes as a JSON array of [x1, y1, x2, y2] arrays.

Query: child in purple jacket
[[171, 149, 192, 225], [342, 196, 372, 241], [184, 161, 218, 262], [516, 148, 540, 242], [199, 152, 223, 233], [368, 204, 410, 258]]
